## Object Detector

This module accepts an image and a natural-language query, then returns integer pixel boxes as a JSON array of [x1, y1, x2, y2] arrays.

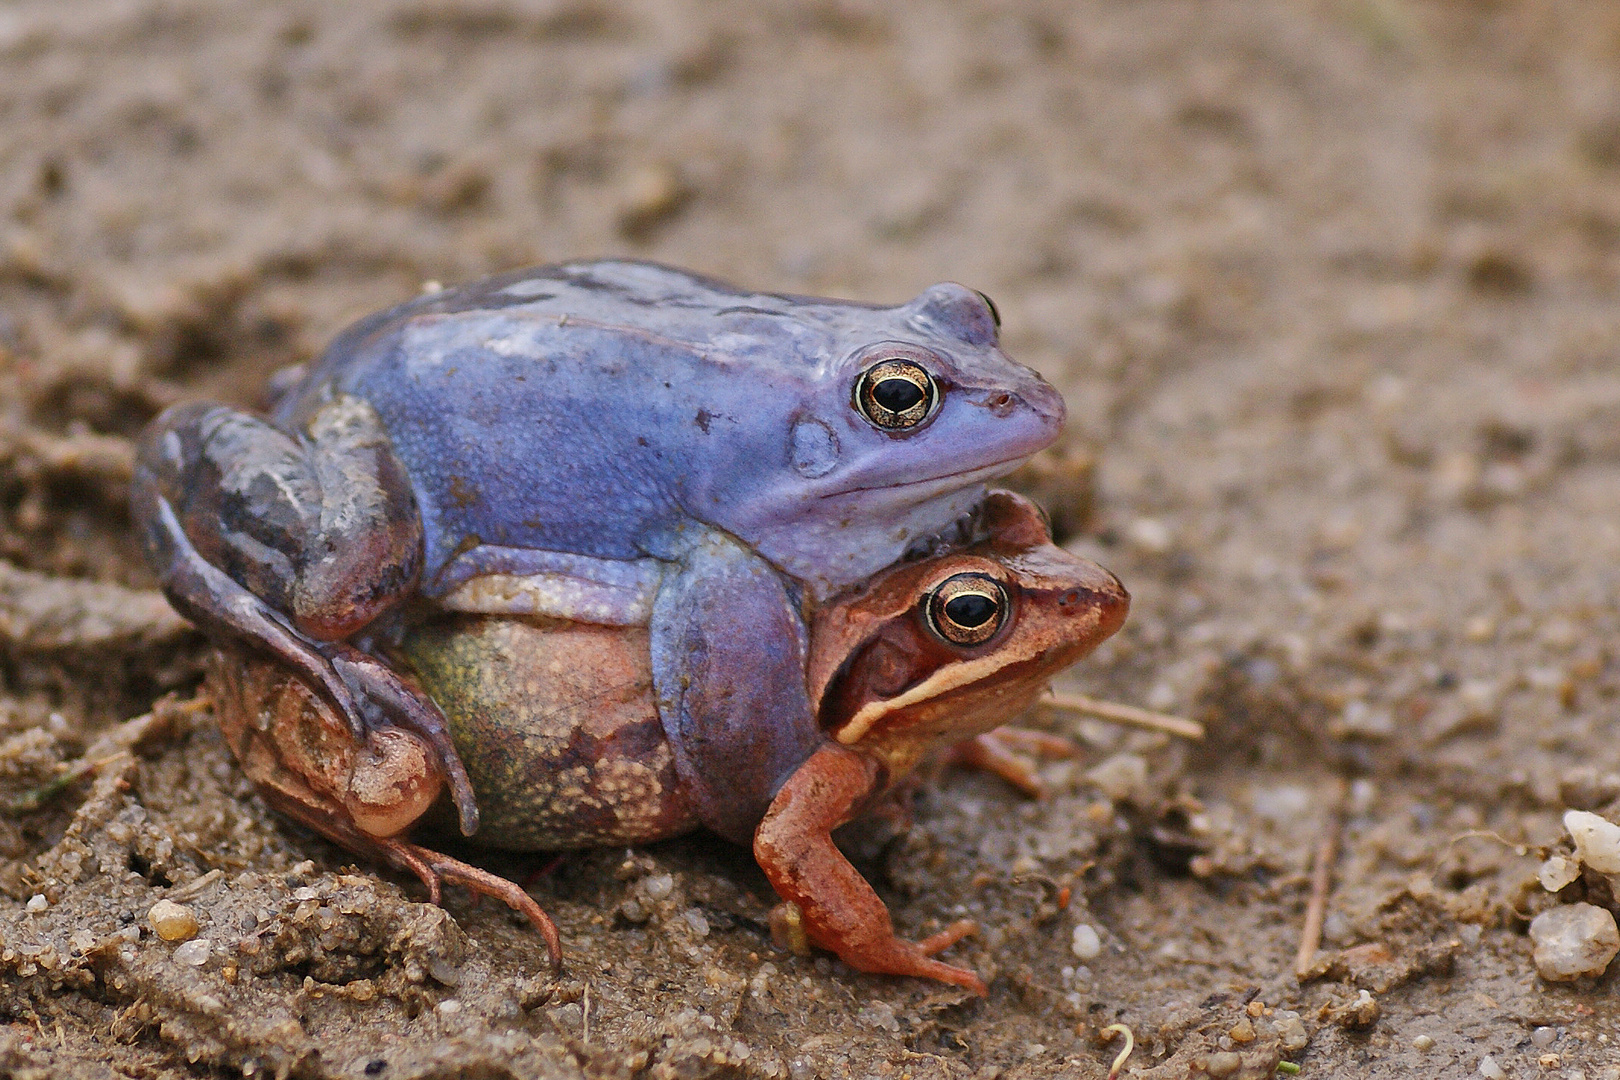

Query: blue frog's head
[[686, 278, 1064, 597]]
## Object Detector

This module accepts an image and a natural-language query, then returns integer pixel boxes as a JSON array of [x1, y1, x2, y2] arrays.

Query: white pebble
[[683, 909, 710, 937], [25, 894, 47, 914], [1478, 1054, 1506, 1079], [1530, 903, 1620, 981], [172, 938, 211, 967], [1070, 924, 1102, 960], [1338, 700, 1395, 738], [1531, 1026, 1556, 1048], [1275, 1013, 1309, 1052], [1251, 785, 1313, 823], [856, 1001, 899, 1031], [1565, 811, 1620, 873], [1540, 856, 1581, 892], [1412, 1034, 1434, 1051], [1086, 753, 1147, 802], [642, 874, 674, 900], [1126, 517, 1173, 554]]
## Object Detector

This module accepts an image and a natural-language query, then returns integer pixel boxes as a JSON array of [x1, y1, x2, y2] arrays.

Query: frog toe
[[839, 932, 987, 995], [387, 839, 564, 973]]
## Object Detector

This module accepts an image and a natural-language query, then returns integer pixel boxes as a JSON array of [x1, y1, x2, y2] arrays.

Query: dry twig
[[1295, 776, 1349, 979], [1041, 691, 1204, 740]]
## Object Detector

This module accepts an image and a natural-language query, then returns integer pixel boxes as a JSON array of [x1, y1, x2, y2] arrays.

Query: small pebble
[[856, 1001, 899, 1031], [1531, 1026, 1556, 1048], [1478, 1054, 1506, 1079], [149, 899, 200, 941], [547, 1002, 583, 1030], [1275, 1012, 1309, 1052], [643, 874, 674, 900], [615, 163, 689, 239], [1540, 856, 1581, 893], [25, 894, 48, 914], [1085, 754, 1147, 802], [172, 938, 211, 966], [1412, 1034, 1434, 1051], [1070, 924, 1102, 960], [683, 909, 710, 937], [1565, 811, 1620, 873], [1338, 700, 1395, 739], [1530, 903, 1620, 980], [1126, 517, 1173, 554]]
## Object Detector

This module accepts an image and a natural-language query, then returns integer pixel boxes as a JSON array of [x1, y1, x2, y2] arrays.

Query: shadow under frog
[[208, 491, 1128, 992], [133, 261, 1063, 846]]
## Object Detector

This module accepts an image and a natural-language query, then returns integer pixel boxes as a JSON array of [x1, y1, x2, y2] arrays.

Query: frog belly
[[398, 614, 700, 850]]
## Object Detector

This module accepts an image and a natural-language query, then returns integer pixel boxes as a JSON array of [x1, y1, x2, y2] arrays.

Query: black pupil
[[873, 376, 925, 413], [944, 592, 997, 629]]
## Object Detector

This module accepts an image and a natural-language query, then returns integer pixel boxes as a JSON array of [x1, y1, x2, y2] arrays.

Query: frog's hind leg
[[258, 787, 563, 973], [133, 400, 480, 835], [385, 839, 564, 972]]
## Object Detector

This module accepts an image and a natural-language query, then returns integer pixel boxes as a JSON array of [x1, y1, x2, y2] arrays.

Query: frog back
[[279, 263, 829, 576]]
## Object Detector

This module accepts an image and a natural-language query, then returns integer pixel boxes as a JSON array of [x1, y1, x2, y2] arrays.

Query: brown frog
[[208, 491, 1127, 992]]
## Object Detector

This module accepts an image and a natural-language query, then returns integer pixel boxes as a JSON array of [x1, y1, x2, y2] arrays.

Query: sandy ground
[[2, 1, 1620, 1076]]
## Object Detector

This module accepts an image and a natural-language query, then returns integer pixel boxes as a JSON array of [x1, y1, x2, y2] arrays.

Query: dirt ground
[[2, 0, 1620, 1076]]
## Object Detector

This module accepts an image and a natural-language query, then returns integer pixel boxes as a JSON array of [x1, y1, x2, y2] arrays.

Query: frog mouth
[[821, 455, 1030, 499]]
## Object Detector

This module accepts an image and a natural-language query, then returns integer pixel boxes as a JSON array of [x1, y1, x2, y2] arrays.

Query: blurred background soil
[[1, 1, 1619, 1076]]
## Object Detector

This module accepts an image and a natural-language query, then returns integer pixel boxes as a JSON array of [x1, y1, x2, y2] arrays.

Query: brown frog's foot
[[755, 743, 989, 995], [835, 923, 988, 995], [260, 788, 563, 973], [375, 836, 564, 974], [945, 727, 1080, 798]]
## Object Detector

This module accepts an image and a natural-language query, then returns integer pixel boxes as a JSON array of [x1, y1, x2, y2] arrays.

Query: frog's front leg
[[945, 727, 1082, 798], [754, 742, 987, 993], [648, 532, 826, 845], [133, 398, 479, 833]]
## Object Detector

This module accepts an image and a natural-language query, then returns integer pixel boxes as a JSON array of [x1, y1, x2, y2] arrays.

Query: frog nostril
[[986, 392, 1014, 415]]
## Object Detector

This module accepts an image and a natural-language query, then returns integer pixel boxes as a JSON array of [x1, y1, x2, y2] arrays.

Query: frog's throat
[[819, 454, 1032, 500]]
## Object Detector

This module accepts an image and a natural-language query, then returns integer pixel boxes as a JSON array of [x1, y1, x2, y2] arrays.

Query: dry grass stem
[[1041, 691, 1205, 740]]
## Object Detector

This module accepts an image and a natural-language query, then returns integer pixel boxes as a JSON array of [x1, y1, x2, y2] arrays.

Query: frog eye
[[972, 290, 1001, 328], [925, 573, 1009, 646], [854, 358, 940, 431]]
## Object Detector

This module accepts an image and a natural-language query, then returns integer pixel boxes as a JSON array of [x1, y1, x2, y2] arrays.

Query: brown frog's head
[[807, 490, 1128, 781]]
